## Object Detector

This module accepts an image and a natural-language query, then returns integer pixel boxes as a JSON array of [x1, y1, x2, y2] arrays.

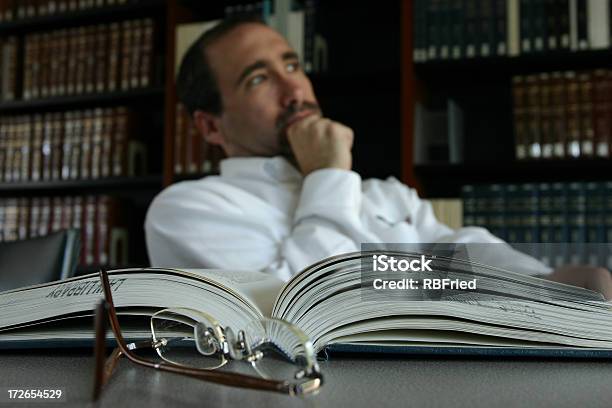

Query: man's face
[[204, 23, 320, 157]]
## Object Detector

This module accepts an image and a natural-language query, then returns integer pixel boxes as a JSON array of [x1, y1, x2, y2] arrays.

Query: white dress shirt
[[145, 157, 551, 281]]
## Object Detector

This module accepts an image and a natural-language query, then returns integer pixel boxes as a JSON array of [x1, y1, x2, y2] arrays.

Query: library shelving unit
[[401, 0, 612, 198], [0, 0, 172, 271], [401, 0, 612, 262]]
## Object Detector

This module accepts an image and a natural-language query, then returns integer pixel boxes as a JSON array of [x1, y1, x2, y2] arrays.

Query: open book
[[2, 251, 612, 356]]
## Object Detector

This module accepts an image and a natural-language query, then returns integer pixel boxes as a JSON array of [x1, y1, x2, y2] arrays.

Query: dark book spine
[[52, 113, 63, 180], [39, 32, 51, 99], [80, 110, 93, 179], [107, 22, 120, 92], [605, 182, 612, 269], [545, 0, 558, 50], [439, 0, 451, 59], [427, 0, 440, 60], [464, 0, 478, 57], [550, 71, 568, 158], [478, 0, 494, 57], [95, 24, 108, 93], [487, 184, 507, 240], [494, 0, 506, 55], [461, 184, 476, 226], [61, 196, 73, 231], [51, 196, 63, 233], [83, 195, 96, 265], [578, 71, 595, 158], [69, 111, 83, 179], [538, 182, 553, 265], [139, 18, 154, 88], [521, 183, 540, 244], [61, 111, 74, 180], [520, 0, 533, 53], [451, 0, 465, 59], [66, 28, 78, 95], [41, 114, 52, 180], [112, 107, 128, 176], [129, 19, 143, 89], [585, 181, 605, 266], [4, 199, 18, 241], [505, 184, 521, 242], [91, 108, 104, 179], [17, 197, 29, 240], [120, 20, 133, 91], [38, 197, 51, 237], [75, 26, 88, 95], [100, 108, 113, 178], [567, 182, 587, 264], [577, 0, 588, 49], [525, 75, 542, 159], [29, 197, 40, 238], [30, 114, 42, 181], [557, 0, 571, 50], [96, 195, 109, 265], [21, 115, 32, 181], [0, 120, 6, 182], [532, 0, 546, 51], [538, 73, 554, 159], [303, 0, 315, 71], [473, 184, 488, 230], [565, 71, 581, 158]]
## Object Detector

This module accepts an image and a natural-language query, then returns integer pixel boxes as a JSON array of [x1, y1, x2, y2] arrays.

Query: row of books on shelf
[[462, 181, 612, 268], [0, 194, 128, 266], [0, 18, 156, 102], [0, 106, 147, 183], [462, 181, 612, 243], [513, 68, 612, 160], [413, 0, 612, 62], [173, 103, 224, 176], [0, 0, 141, 21]]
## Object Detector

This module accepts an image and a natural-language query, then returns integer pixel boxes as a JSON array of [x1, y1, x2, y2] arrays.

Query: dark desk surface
[[1, 350, 611, 407]]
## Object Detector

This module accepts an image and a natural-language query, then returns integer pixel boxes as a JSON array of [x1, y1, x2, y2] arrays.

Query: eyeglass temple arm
[[93, 300, 110, 401], [97, 270, 313, 395]]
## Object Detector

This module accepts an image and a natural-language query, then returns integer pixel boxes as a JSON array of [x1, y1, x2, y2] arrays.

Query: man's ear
[[192, 110, 225, 146]]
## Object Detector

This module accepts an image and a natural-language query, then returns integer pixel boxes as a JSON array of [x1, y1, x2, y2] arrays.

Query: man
[[145, 17, 612, 298]]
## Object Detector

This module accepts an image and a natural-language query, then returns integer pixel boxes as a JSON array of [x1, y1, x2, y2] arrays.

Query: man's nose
[[280, 76, 304, 108]]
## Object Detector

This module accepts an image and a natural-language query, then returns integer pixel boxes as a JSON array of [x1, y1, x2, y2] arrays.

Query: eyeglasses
[[93, 269, 323, 400]]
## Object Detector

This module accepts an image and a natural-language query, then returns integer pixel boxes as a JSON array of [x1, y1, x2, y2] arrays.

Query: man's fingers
[[286, 113, 320, 138]]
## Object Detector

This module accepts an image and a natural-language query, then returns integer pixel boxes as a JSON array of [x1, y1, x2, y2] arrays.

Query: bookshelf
[[402, 0, 612, 264], [402, 0, 612, 195], [0, 0, 172, 271]]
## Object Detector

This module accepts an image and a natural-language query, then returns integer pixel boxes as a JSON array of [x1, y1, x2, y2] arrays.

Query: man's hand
[[546, 265, 612, 300], [286, 115, 354, 176]]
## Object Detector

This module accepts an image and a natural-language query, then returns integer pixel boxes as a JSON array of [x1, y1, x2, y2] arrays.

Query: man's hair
[[176, 15, 266, 116]]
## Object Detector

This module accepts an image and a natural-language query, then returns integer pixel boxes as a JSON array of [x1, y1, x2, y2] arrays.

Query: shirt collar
[[220, 156, 303, 183]]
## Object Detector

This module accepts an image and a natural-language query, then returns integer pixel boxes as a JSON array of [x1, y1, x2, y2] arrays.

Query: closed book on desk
[[1, 251, 612, 358]]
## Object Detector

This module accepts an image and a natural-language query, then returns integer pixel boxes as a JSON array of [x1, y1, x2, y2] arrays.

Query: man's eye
[[286, 61, 300, 72], [247, 74, 266, 87]]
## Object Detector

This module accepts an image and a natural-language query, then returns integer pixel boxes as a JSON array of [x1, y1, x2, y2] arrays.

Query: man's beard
[[276, 101, 322, 166]]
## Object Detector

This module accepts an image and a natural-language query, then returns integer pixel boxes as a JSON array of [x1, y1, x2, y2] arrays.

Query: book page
[[178, 269, 285, 317]]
